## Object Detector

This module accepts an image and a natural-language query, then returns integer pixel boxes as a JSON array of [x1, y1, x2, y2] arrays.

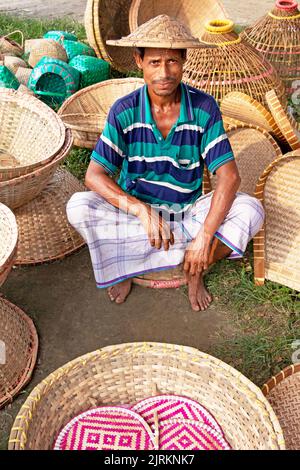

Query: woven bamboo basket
[[17, 84, 35, 96], [28, 39, 68, 68], [220, 92, 286, 144], [253, 151, 300, 290], [262, 363, 300, 450], [265, 89, 300, 150], [0, 30, 24, 57], [63, 40, 96, 61], [0, 129, 73, 210], [183, 19, 287, 108], [84, 0, 136, 72], [14, 168, 86, 265], [0, 88, 66, 181], [24, 39, 41, 55], [210, 124, 282, 195], [129, 0, 228, 34], [15, 66, 32, 86], [8, 342, 285, 450], [68, 55, 110, 89], [0, 203, 18, 287], [0, 297, 38, 409], [0, 55, 28, 75], [58, 77, 144, 148], [0, 64, 19, 90], [242, 0, 300, 98]]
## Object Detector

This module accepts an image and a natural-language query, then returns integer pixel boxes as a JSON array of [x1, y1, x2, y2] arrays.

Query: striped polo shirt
[[92, 82, 234, 216]]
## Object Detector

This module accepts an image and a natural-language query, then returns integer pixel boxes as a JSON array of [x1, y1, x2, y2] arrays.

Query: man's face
[[134, 48, 185, 97]]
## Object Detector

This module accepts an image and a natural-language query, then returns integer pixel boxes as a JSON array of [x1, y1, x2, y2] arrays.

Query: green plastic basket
[[69, 55, 110, 89], [63, 40, 96, 61], [44, 31, 78, 42], [28, 58, 80, 108], [0, 65, 19, 90]]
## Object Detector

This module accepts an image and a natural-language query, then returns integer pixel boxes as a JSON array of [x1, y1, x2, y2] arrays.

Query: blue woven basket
[[28, 58, 80, 108], [44, 31, 78, 42], [69, 56, 110, 89], [63, 40, 96, 61]]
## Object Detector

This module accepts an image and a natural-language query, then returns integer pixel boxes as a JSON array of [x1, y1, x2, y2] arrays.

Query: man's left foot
[[188, 272, 213, 312]]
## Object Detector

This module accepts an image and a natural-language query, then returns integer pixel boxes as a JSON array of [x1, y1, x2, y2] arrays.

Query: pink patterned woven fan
[[54, 407, 156, 450]]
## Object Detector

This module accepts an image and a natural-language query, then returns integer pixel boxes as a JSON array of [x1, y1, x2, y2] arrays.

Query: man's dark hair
[[135, 47, 187, 60]]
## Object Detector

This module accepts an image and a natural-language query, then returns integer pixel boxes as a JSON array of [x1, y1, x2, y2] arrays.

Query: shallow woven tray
[[0, 88, 66, 180], [58, 78, 144, 148], [265, 89, 300, 150], [262, 364, 300, 450], [220, 92, 285, 144], [0, 129, 73, 210], [129, 0, 228, 35], [14, 168, 86, 265], [253, 151, 300, 290], [8, 342, 285, 450], [0, 203, 18, 287], [84, 0, 136, 72], [210, 124, 282, 195], [0, 297, 38, 408]]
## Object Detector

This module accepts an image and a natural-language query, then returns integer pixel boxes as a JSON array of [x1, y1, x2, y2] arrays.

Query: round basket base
[[133, 265, 187, 288]]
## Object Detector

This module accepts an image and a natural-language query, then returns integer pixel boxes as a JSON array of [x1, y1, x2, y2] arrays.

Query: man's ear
[[134, 51, 143, 70]]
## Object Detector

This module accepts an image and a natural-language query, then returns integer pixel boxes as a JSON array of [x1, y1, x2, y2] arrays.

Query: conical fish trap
[[242, 0, 300, 98], [183, 19, 286, 108]]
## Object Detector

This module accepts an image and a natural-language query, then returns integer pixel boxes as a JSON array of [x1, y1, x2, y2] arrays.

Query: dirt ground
[[0, 0, 276, 25]]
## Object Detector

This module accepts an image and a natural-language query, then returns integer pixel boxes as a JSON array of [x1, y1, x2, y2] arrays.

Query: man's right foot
[[107, 279, 132, 304], [188, 272, 213, 312]]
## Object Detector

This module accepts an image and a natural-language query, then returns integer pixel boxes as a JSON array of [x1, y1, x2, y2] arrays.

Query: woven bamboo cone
[[183, 19, 287, 108], [242, 0, 300, 98], [253, 151, 300, 290]]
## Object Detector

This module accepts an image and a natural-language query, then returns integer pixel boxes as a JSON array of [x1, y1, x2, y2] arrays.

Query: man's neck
[[147, 84, 181, 113]]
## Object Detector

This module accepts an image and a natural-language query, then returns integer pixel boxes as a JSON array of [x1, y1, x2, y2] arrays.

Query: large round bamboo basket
[[129, 0, 228, 35], [58, 77, 144, 148], [253, 151, 300, 290], [0, 129, 73, 210], [183, 20, 287, 107], [262, 363, 300, 450], [0, 297, 38, 409], [8, 342, 285, 450], [0, 88, 66, 181], [84, 0, 136, 72], [242, 0, 300, 98], [0, 203, 18, 287]]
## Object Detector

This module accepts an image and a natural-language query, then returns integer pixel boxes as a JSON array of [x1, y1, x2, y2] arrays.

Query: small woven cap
[[106, 14, 207, 49]]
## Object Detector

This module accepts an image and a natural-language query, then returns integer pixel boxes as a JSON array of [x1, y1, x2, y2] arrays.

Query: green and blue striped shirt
[[92, 83, 234, 216]]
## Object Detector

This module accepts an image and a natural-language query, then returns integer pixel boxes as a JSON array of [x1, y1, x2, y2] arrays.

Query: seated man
[[67, 15, 264, 311]]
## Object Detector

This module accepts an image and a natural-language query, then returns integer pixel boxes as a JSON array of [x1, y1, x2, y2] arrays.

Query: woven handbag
[[0, 30, 24, 57], [68, 55, 110, 89]]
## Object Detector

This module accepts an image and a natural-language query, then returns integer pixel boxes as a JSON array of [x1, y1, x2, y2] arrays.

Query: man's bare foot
[[188, 272, 212, 312], [107, 279, 132, 304]]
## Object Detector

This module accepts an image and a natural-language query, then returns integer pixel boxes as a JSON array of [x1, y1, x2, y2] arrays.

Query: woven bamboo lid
[[221, 92, 286, 144], [262, 364, 300, 450], [107, 15, 205, 49], [265, 89, 300, 150], [0, 297, 38, 409], [14, 168, 86, 265], [0, 203, 18, 287]]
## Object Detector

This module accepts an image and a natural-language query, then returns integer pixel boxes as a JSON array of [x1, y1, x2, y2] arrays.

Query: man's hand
[[183, 227, 213, 276], [137, 204, 174, 251]]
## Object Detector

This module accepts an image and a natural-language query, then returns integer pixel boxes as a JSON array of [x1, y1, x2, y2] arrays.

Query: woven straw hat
[[106, 15, 206, 49]]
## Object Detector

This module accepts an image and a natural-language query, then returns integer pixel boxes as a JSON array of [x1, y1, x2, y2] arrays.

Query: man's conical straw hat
[[106, 14, 206, 49]]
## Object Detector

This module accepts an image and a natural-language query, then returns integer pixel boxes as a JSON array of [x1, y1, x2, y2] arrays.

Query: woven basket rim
[[0, 203, 18, 267], [262, 363, 300, 396], [0, 296, 39, 409], [8, 342, 285, 450]]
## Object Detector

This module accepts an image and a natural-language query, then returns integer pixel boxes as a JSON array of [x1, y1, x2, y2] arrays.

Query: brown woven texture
[[107, 14, 204, 49], [0, 88, 66, 180], [0, 129, 73, 210], [14, 168, 86, 266], [0, 297, 38, 409], [0, 203, 18, 287], [58, 78, 144, 148], [8, 342, 285, 450], [0, 55, 27, 75], [129, 0, 228, 35], [0, 30, 24, 57], [17, 84, 35, 97], [242, 1, 300, 97], [28, 39, 67, 68], [183, 20, 287, 107], [210, 124, 282, 195], [266, 89, 300, 150], [84, 0, 136, 72], [262, 364, 300, 450], [24, 39, 41, 55], [220, 91, 286, 143], [253, 151, 300, 290], [15, 66, 32, 86]]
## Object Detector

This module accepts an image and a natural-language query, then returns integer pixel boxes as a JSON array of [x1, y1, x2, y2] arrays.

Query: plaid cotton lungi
[[66, 191, 264, 288]]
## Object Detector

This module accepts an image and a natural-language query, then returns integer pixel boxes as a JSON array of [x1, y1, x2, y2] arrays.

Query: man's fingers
[[183, 259, 190, 273]]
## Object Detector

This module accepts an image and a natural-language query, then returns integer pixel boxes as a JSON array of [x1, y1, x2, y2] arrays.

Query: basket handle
[[3, 30, 24, 49]]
